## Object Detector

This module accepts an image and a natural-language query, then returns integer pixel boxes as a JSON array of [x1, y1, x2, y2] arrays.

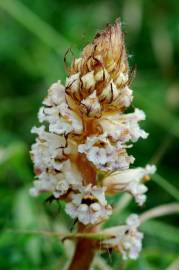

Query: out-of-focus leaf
[[13, 188, 41, 264], [153, 173, 179, 202], [135, 90, 179, 138], [0, 0, 69, 55], [142, 220, 179, 245], [0, 142, 32, 184]]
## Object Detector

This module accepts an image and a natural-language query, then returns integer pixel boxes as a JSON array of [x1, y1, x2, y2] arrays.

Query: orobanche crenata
[[30, 20, 156, 266]]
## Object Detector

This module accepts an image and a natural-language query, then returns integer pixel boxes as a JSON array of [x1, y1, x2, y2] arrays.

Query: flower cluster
[[101, 214, 143, 260], [65, 185, 112, 225], [30, 20, 156, 260]]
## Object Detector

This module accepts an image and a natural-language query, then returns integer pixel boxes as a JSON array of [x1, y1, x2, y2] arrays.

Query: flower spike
[[30, 20, 156, 262]]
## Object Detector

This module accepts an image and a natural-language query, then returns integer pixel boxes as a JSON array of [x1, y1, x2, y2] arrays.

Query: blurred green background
[[0, 0, 179, 269]]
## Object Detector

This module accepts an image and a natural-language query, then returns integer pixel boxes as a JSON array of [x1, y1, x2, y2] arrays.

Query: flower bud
[[66, 20, 131, 116]]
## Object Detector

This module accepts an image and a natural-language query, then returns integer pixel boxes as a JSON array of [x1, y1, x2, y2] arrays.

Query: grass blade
[[0, 0, 70, 55], [153, 173, 179, 202]]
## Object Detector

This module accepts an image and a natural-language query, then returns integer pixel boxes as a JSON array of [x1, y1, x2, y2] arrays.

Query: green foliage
[[0, 0, 179, 269]]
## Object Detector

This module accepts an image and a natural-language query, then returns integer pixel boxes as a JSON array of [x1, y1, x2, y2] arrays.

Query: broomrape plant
[[30, 20, 156, 270]]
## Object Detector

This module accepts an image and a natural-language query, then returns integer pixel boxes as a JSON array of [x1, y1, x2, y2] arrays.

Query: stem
[[68, 152, 98, 270], [166, 257, 179, 270], [150, 135, 173, 165], [140, 203, 179, 223], [67, 237, 95, 270], [67, 223, 98, 270]]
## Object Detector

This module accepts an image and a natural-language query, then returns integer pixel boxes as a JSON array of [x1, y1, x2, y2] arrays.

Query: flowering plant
[[30, 20, 156, 270]]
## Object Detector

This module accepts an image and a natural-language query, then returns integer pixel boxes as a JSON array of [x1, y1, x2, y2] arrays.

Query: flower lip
[[65, 185, 112, 225], [81, 196, 98, 205]]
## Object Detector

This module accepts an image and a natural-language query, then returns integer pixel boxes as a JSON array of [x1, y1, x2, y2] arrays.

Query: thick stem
[[67, 237, 95, 270], [67, 224, 97, 270], [68, 148, 98, 270]]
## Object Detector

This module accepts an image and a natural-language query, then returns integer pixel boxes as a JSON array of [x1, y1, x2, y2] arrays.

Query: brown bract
[[65, 20, 131, 115]]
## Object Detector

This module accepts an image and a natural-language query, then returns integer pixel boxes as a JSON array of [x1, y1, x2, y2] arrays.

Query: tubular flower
[[65, 185, 112, 225], [101, 214, 143, 260], [103, 165, 156, 205], [30, 20, 156, 260], [78, 135, 135, 171]]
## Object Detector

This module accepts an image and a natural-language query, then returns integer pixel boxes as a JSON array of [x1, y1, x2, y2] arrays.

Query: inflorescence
[[30, 20, 156, 260]]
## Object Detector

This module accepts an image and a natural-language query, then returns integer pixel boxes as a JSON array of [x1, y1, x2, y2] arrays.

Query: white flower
[[37, 81, 82, 135], [53, 160, 82, 198], [78, 135, 134, 171], [30, 160, 82, 198], [65, 185, 112, 224], [80, 90, 101, 117], [31, 126, 66, 171], [30, 171, 66, 197], [38, 102, 82, 135], [99, 108, 148, 142], [43, 81, 66, 106], [53, 180, 69, 198], [101, 214, 143, 260], [122, 108, 148, 142], [103, 165, 156, 205], [78, 134, 107, 150], [88, 147, 108, 165]]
